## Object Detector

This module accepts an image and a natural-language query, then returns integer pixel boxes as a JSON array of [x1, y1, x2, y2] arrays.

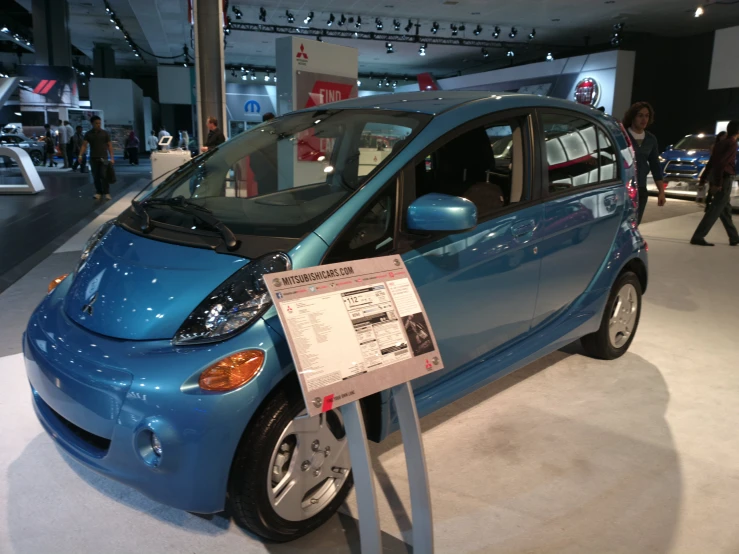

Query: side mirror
[[407, 193, 477, 233]]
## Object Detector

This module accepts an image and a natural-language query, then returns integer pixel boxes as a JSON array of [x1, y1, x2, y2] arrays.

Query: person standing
[[690, 120, 739, 246], [43, 124, 57, 167], [179, 130, 190, 150], [700, 131, 727, 209], [147, 130, 158, 153], [157, 128, 170, 150], [64, 120, 74, 168], [70, 125, 87, 173], [623, 102, 666, 224], [58, 119, 71, 168], [200, 117, 225, 153], [78, 115, 114, 201], [125, 131, 140, 165]]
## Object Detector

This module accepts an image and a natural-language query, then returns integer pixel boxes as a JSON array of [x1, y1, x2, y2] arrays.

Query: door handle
[[604, 194, 617, 211], [511, 220, 536, 237]]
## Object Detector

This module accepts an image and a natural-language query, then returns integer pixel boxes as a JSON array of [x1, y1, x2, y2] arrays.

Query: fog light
[[199, 350, 265, 391], [48, 274, 69, 293], [151, 433, 163, 457]]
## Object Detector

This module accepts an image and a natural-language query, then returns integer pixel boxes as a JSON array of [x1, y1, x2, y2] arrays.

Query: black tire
[[227, 380, 354, 542], [30, 151, 43, 166], [581, 271, 642, 360]]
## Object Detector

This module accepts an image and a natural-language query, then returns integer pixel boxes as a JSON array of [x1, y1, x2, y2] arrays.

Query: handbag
[[106, 162, 117, 184]]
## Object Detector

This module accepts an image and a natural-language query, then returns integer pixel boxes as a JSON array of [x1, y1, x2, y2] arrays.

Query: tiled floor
[[1, 198, 739, 553]]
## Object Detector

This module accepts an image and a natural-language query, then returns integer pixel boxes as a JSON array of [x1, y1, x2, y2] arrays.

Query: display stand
[[341, 382, 433, 554]]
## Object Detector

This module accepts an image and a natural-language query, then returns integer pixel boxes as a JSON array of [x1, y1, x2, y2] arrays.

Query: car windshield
[[674, 135, 714, 150], [135, 109, 428, 239]]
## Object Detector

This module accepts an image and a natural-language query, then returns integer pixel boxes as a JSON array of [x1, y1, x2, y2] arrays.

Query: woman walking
[[125, 131, 140, 165]]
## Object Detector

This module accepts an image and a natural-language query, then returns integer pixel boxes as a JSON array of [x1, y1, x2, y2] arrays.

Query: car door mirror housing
[[407, 193, 477, 233]]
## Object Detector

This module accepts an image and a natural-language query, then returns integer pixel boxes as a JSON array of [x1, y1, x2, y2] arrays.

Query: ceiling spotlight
[[392, 80, 398, 88], [493, 25, 500, 38], [304, 11, 314, 24], [450, 24, 458, 36], [224, 25, 231, 35], [273, 75, 277, 82], [419, 43, 427, 56], [394, 19, 401, 31], [357, 79, 362, 86], [386, 41, 394, 53], [327, 13, 335, 26], [232, 6, 243, 19], [241, 73, 247, 80], [473, 24, 482, 35], [431, 22, 439, 34], [339, 14, 347, 26], [509, 27, 518, 38], [105, 6, 112, 14], [528, 28, 536, 40], [695, 6, 704, 17], [482, 48, 489, 58], [265, 72, 270, 82], [250, 70, 257, 80], [356, 16, 362, 28], [353, 31, 359, 37], [546, 52, 554, 62], [405, 20, 413, 33], [507, 49, 514, 57], [231, 69, 236, 77], [375, 18, 384, 30], [613, 22, 624, 32], [286, 10, 295, 23], [259, 7, 266, 22]]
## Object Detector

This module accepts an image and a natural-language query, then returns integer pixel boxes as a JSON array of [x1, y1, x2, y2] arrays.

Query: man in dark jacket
[[70, 125, 86, 173], [623, 102, 666, 224], [690, 120, 739, 246], [201, 117, 225, 152]]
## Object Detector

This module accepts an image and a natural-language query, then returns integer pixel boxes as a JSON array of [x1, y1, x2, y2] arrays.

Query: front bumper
[[23, 280, 291, 514]]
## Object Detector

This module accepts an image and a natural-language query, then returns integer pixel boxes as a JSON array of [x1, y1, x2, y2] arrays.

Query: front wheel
[[581, 271, 642, 360], [227, 382, 353, 542], [30, 150, 43, 166]]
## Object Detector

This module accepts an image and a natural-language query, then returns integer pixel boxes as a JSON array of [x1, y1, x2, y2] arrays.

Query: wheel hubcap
[[608, 283, 639, 349], [268, 410, 351, 522]]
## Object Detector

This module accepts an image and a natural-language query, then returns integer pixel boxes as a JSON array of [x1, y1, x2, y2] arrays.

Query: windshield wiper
[[131, 196, 239, 251]]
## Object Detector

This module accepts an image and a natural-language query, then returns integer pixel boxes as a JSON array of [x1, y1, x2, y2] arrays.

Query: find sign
[[244, 99, 261, 114]]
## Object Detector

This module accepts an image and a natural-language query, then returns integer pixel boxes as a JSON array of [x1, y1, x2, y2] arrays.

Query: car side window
[[324, 184, 397, 264], [597, 128, 618, 182], [413, 118, 526, 222], [542, 114, 599, 192]]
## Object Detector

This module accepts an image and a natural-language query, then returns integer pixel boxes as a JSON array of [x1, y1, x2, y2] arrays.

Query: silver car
[[0, 134, 45, 166]]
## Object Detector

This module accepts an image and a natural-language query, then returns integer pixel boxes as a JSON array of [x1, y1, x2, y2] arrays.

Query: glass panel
[[597, 129, 618, 182], [543, 114, 599, 193]]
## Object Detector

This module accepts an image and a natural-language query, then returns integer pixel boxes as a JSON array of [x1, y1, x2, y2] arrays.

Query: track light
[[695, 6, 704, 17], [327, 13, 335, 26], [431, 22, 439, 34], [250, 70, 256, 80], [258, 7, 266, 22], [482, 48, 489, 58], [474, 24, 482, 35], [419, 43, 427, 56], [528, 29, 536, 40], [404, 19, 413, 33], [507, 49, 514, 57], [339, 14, 347, 26], [232, 6, 243, 19], [509, 27, 518, 38], [611, 22, 624, 46], [356, 16, 362, 28], [304, 11, 314, 24], [265, 72, 270, 82], [375, 18, 383, 30], [450, 24, 458, 36], [394, 19, 401, 31], [386, 41, 394, 53], [493, 26, 500, 38], [241, 73, 247, 80], [357, 79, 362, 86], [231, 69, 236, 77], [392, 80, 398, 88], [286, 10, 294, 23], [546, 52, 554, 61]]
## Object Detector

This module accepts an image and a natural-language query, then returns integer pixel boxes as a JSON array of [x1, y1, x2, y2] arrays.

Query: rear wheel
[[581, 271, 642, 360], [30, 150, 43, 166], [228, 382, 353, 542]]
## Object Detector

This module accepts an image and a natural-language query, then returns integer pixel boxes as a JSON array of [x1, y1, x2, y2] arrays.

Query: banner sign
[[17, 65, 79, 108], [265, 256, 444, 417]]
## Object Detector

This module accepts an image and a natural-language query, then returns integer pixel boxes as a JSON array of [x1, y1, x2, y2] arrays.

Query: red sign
[[574, 78, 599, 106], [296, 44, 309, 59], [304, 81, 354, 108]]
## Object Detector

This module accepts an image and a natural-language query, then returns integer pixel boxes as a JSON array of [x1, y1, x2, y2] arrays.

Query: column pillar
[[31, 0, 73, 67], [193, 0, 227, 148], [93, 44, 118, 78]]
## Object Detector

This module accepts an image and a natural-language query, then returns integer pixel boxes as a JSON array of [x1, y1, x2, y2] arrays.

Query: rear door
[[531, 110, 625, 328]]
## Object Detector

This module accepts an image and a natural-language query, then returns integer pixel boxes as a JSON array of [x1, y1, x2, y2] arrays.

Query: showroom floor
[[1, 198, 738, 553]]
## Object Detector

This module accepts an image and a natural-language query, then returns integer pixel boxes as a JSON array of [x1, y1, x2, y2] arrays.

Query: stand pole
[[341, 400, 382, 554], [392, 382, 434, 553]]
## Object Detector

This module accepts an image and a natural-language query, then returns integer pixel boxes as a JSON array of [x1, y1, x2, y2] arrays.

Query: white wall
[[158, 66, 193, 105], [709, 26, 739, 90], [90, 78, 135, 125]]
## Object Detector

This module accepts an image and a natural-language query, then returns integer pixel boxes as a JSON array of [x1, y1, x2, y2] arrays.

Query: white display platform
[[0, 146, 45, 195], [151, 149, 191, 188]]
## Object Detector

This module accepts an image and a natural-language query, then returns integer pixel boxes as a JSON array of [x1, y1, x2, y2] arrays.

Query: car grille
[[664, 160, 699, 177]]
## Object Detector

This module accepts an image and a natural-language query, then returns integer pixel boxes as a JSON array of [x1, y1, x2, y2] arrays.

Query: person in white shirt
[[158, 128, 170, 140], [58, 119, 71, 168], [147, 130, 159, 152]]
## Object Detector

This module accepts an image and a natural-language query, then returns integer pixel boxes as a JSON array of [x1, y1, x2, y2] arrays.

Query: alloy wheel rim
[[267, 409, 351, 522], [608, 283, 638, 349]]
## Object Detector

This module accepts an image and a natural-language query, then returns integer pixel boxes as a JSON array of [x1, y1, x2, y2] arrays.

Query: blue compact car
[[24, 92, 647, 542], [659, 133, 739, 190]]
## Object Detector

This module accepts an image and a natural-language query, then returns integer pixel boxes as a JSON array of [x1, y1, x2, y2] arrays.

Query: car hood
[[661, 148, 709, 161], [64, 225, 249, 340]]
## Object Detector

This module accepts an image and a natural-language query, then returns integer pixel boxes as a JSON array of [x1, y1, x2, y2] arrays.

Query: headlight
[[659, 156, 665, 162], [173, 252, 291, 345], [19, 143, 29, 148], [77, 219, 116, 272]]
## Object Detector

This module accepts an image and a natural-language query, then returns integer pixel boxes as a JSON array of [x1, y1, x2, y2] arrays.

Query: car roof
[[309, 91, 607, 118]]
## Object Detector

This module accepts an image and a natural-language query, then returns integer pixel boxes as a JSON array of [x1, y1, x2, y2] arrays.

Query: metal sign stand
[[341, 381, 434, 554]]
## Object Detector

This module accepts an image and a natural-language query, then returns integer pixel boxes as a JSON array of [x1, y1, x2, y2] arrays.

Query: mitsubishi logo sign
[[574, 78, 600, 107], [296, 44, 309, 59]]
